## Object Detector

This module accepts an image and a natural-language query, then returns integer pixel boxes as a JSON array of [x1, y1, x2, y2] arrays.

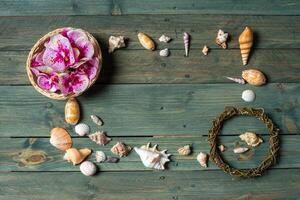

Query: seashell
[[108, 35, 126, 53], [90, 114, 103, 126], [105, 156, 119, 163], [202, 45, 209, 55], [137, 32, 155, 51], [89, 131, 111, 145], [159, 48, 169, 57], [239, 26, 253, 65], [233, 147, 249, 154], [239, 132, 263, 147], [242, 69, 266, 86], [111, 142, 132, 157], [225, 76, 245, 84], [177, 145, 192, 156], [218, 144, 226, 152], [63, 148, 92, 165], [95, 151, 106, 163], [65, 98, 80, 125], [159, 34, 171, 43], [49, 127, 72, 151], [215, 29, 228, 49], [134, 143, 171, 170], [242, 89, 256, 102], [74, 123, 89, 136], [197, 152, 208, 168], [80, 161, 97, 176], [183, 32, 190, 57]]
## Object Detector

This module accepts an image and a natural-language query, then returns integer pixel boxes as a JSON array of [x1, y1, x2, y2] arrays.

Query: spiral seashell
[[80, 161, 97, 176], [108, 35, 126, 53], [74, 123, 90, 136], [89, 131, 111, 145], [239, 26, 253, 65], [215, 29, 228, 49], [111, 142, 132, 157], [239, 132, 263, 147], [159, 48, 169, 57], [90, 114, 103, 126], [183, 32, 190, 57], [63, 148, 92, 165], [242, 69, 266, 86], [49, 127, 72, 151], [95, 151, 106, 163], [159, 34, 171, 43], [65, 98, 80, 125], [225, 76, 245, 84], [137, 32, 155, 51], [197, 152, 208, 168], [177, 145, 192, 156], [202, 45, 209, 55], [233, 147, 249, 154], [242, 89, 256, 102]]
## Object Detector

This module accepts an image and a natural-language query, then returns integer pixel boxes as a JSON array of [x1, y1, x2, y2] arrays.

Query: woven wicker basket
[[26, 28, 102, 100]]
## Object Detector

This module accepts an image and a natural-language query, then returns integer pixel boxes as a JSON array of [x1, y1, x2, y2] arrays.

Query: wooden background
[[0, 0, 300, 199]]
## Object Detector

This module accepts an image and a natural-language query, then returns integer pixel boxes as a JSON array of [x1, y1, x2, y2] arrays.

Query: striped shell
[[74, 123, 90, 136], [239, 26, 253, 65], [242, 69, 266, 86], [49, 127, 72, 151]]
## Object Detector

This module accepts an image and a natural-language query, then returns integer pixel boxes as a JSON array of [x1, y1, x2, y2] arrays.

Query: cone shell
[[239, 27, 253, 65], [65, 98, 80, 125], [64, 148, 92, 165], [49, 127, 72, 151], [242, 69, 266, 86], [138, 32, 155, 51]]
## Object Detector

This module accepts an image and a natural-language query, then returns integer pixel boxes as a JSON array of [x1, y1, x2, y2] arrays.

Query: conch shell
[[197, 152, 208, 168], [138, 32, 155, 51], [177, 145, 192, 156], [89, 131, 111, 146], [63, 148, 92, 165], [242, 69, 266, 86], [111, 142, 132, 157], [239, 26, 253, 65], [239, 132, 263, 147], [108, 35, 126, 53], [215, 29, 228, 49], [65, 98, 80, 125], [134, 143, 171, 170], [49, 127, 72, 151]]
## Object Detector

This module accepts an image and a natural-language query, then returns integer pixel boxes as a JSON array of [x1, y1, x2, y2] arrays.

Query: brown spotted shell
[[137, 32, 155, 51], [242, 69, 266, 86], [50, 127, 72, 151], [65, 98, 80, 125]]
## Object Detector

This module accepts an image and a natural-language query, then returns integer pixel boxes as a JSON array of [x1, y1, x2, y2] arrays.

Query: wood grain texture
[[0, 84, 299, 137], [0, 15, 299, 51], [0, 135, 298, 172], [1, 169, 300, 200], [1, 49, 300, 85], [1, 0, 300, 16]]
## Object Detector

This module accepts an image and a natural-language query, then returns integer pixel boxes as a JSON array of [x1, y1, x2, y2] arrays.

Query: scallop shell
[[95, 151, 106, 163], [239, 26, 253, 65], [74, 123, 90, 136], [89, 131, 111, 145], [159, 34, 171, 43], [215, 29, 228, 49], [134, 143, 171, 170], [63, 148, 92, 165], [218, 144, 226, 152], [242, 89, 256, 102], [90, 115, 103, 126], [108, 35, 126, 53], [49, 127, 72, 151], [197, 152, 208, 168], [177, 145, 192, 156], [138, 32, 155, 51], [202, 45, 209, 55], [239, 132, 263, 147], [233, 147, 249, 154], [159, 48, 169, 57], [111, 142, 132, 157], [225, 76, 246, 84], [65, 98, 80, 125], [80, 161, 97, 176], [242, 69, 267, 86]]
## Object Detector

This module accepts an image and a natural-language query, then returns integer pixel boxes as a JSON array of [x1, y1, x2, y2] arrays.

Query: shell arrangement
[[89, 131, 112, 146], [134, 143, 171, 170]]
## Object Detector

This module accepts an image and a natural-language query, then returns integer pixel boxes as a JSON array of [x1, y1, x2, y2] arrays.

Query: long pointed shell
[[89, 131, 111, 145], [242, 69, 266, 86], [138, 32, 155, 51], [183, 32, 190, 56], [225, 76, 245, 84], [239, 132, 263, 147], [111, 142, 132, 157], [197, 152, 208, 168], [63, 148, 91, 165], [65, 98, 80, 125], [239, 27, 253, 65], [233, 147, 249, 154], [50, 127, 72, 151]]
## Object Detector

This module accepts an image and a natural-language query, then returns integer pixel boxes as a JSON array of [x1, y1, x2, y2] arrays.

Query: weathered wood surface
[[1, 170, 300, 200], [0, 15, 299, 51], [1, 0, 300, 16], [0, 135, 298, 172], [1, 49, 300, 85], [0, 83, 298, 137]]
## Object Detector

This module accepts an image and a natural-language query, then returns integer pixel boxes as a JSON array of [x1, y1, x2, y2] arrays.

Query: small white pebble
[[242, 89, 255, 102]]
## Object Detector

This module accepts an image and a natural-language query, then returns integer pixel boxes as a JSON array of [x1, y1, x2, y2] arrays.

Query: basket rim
[[26, 27, 102, 100]]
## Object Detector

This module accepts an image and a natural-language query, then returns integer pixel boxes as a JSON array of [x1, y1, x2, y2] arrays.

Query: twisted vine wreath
[[208, 107, 280, 177]]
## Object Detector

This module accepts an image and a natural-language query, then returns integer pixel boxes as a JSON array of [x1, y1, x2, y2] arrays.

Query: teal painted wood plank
[[0, 15, 299, 50], [0, 84, 298, 137], [1, 170, 300, 199], [1, 49, 300, 85], [0, 135, 297, 172], [1, 0, 300, 16]]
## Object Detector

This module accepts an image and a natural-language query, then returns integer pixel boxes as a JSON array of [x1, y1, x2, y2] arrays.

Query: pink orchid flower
[[59, 72, 89, 95], [75, 57, 99, 80], [31, 50, 45, 67], [37, 73, 59, 92]]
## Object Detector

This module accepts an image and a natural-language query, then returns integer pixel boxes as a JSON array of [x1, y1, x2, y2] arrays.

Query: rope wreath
[[208, 107, 280, 177]]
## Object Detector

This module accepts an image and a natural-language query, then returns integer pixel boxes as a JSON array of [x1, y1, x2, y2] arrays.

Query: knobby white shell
[[111, 142, 132, 157], [159, 48, 170, 57], [177, 145, 192, 156], [108, 35, 126, 53], [233, 147, 249, 154], [89, 131, 111, 146], [134, 143, 171, 170], [197, 152, 208, 168], [80, 161, 97, 176], [159, 34, 171, 43], [74, 123, 90, 136], [215, 29, 228, 49], [242, 89, 256, 102], [239, 132, 263, 147], [90, 115, 103, 126], [95, 151, 106, 163]]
